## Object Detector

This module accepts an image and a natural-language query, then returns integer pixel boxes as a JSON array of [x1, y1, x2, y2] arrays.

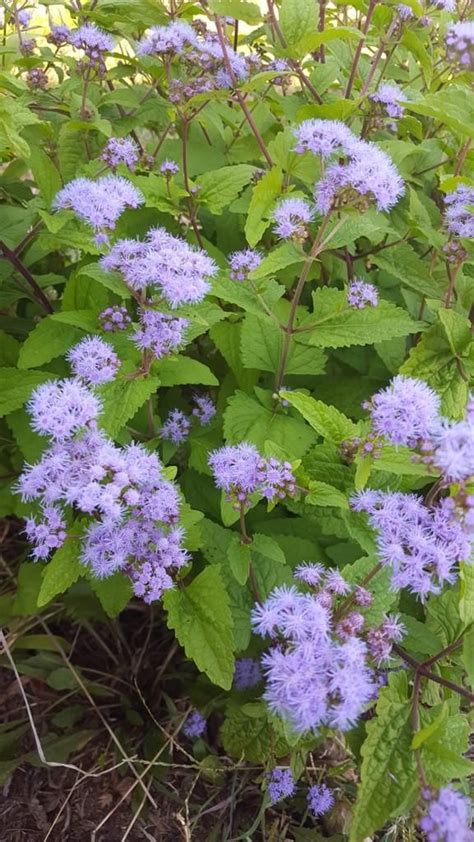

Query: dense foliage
[[0, 0, 473, 837]]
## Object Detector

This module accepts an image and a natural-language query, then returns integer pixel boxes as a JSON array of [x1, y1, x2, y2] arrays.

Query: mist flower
[[67, 336, 120, 385]]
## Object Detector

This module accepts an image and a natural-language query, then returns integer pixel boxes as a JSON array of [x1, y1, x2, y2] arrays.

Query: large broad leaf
[[302, 288, 423, 349], [221, 702, 289, 761], [245, 167, 283, 247], [18, 317, 84, 369], [98, 376, 160, 438], [164, 565, 235, 689], [158, 356, 218, 386], [241, 312, 326, 375], [223, 390, 316, 457], [280, 390, 359, 443], [208, 0, 262, 23], [38, 538, 85, 607], [404, 88, 474, 139], [350, 674, 417, 842], [211, 274, 285, 317], [371, 242, 445, 299], [249, 242, 303, 281], [197, 165, 255, 214], [88, 572, 133, 618], [0, 367, 56, 416], [279, 0, 317, 48]]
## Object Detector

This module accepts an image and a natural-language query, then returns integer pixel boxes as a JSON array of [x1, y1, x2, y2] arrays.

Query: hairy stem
[[0, 240, 53, 314]]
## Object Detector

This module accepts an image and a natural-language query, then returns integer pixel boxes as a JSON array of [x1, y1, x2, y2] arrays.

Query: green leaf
[[208, 0, 262, 23], [459, 562, 474, 626], [211, 274, 285, 318], [252, 533, 286, 567], [164, 566, 235, 689], [88, 573, 133, 617], [99, 376, 160, 438], [158, 356, 218, 386], [221, 702, 289, 761], [12, 563, 44, 616], [372, 446, 432, 477], [304, 288, 423, 349], [249, 242, 303, 281], [405, 88, 474, 139], [197, 165, 255, 214], [227, 534, 251, 585], [38, 539, 85, 607], [28, 146, 62, 209], [224, 390, 316, 458], [0, 368, 56, 416], [241, 313, 326, 375], [77, 263, 131, 298], [350, 675, 416, 842], [307, 480, 349, 509], [400, 323, 468, 419], [279, 0, 317, 48], [280, 390, 359, 443], [245, 167, 283, 247], [437, 309, 471, 356], [18, 317, 84, 369], [371, 242, 444, 299]]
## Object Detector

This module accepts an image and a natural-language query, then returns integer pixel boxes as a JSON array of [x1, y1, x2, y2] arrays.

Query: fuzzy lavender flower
[[67, 337, 120, 385], [101, 228, 216, 306], [208, 443, 296, 508], [137, 21, 198, 56], [295, 562, 326, 586], [16, 9, 32, 27], [160, 159, 179, 176], [252, 584, 376, 733], [351, 491, 472, 598], [26, 68, 48, 90], [191, 395, 216, 425], [48, 24, 70, 46], [54, 176, 143, 232], [25, 506, 67, 561], [367, 376, 440, 446], [430, 0, 456, 11], [273, 198, 314, 239], [315, 139, 405, 214], [27, 379, 101, 441], [419, 787, 473, 842], [99, 306, 131, 332], [228, 249, 262, 281], [347, 279, 379, 309], [183, 709, 207, 738], [397, 4, 415, 18], [129, 526, 190, 601], [68, 23, 114, 54], [366, 614, 405, 663], [307, 783, 335, 817], [101, 137, 139, 171], [444, 186, 474, 238], [132, 310, 188, 359], [267, 768, 295, 804], [370, 83, 406, 119], [160, 409, 191, 445], [233, 658, 262, 690], [429, 419, 474, 483], [446, 22, 474, 71], [293, 119, 353, 157]]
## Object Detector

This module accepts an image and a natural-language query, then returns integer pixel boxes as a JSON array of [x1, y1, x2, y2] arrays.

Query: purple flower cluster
[[228, 249, 262, 281], [293, 119, 404, 213], [273, 198, 314, 239], [69, 23, 114, 54], [420, 787, 473, 842], [182, 709, 207, 738], [26, 68, 48, 90], [100, 227, 217, 306], [397, 4, 415, 19], [267, 768, 295, 804], [351, 490, 472, 598], [366, 614, 405, 663], [369, 83, 406, 120], [19, 376, 189, 602], [444, 186, 474, 239], [132, 310, 188, 360], [25, 506, 67, 562], [366, 375, 441, 447], [208, 442, 296, 509], [54, 176, 143, 234], [101, 137, 139, 171], [446, 22, 474, 72], [48, 24, 70, 47], [233, 657, 262, 690], [137, 21, 249, 91], [67, 336, 120, 386], [347, 279, 379, 309], [428, 417, 474, 483], [160, 409, 191, 445], [191, 394, 216, 425], [160, 159, 179, 177], [99, 305, 131, 333], [307, 783, 335, 817]]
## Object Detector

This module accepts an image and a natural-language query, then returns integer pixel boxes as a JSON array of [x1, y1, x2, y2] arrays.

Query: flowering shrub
[[0, 0, 473, 837]]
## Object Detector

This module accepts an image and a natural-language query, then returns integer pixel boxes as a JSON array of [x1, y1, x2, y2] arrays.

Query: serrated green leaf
[[0, 367, 56, 416], [88, 572, 133, 617], [245, 167, 283, 247], [99, 376, 160, 438], [307, 480, 348, 508], [18, 317, 84, 370], [197, 165, 255, 214], [280, 390, 359, 443], [164, 565, 234, 689], [208, 0, 262, 23], [241, 312, 326, 375], [38, 539, 85, 607], [228, 534, 251, 585], [158, 356, 218, 386], [279, 0, 317, 48], [224, 390, 316, 458], [221, 702, 289, 761]]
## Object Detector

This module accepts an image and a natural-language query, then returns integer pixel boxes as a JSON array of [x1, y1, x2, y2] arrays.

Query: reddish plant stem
[[334, 562, 382, 621], [180, 118, 205, 248], [360, 17, 398, 97], [239, 503, 261, 604], [317, 0, 326, 63], [266, 0, 323, 103], [344, 0, 378, 98], [214, 16, 274, 167], [0, 240, 53, 314], [392, 643, 473, 703]]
